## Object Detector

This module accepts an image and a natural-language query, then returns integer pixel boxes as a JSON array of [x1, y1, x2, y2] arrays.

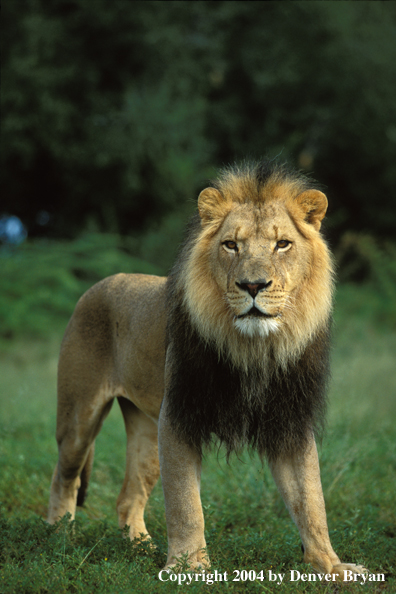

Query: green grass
[[1, 285, 395, 593]]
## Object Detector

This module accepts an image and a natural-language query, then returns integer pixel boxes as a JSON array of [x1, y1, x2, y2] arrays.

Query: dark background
[[2, 1, 396, 242]]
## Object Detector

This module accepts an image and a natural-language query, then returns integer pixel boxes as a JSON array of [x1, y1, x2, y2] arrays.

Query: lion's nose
[[236, 279, 272, 298]]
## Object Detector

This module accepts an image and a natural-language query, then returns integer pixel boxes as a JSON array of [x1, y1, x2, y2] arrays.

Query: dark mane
[[166, 266, 330, 463], [165, 159, 331, 460]]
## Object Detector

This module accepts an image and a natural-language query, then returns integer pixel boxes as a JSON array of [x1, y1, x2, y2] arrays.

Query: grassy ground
[[0, 285, 395, 593]]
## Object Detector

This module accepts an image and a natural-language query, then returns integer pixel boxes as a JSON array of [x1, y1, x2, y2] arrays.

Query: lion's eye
[[223, 240, 238, 252], [276, 240, 291, 250]]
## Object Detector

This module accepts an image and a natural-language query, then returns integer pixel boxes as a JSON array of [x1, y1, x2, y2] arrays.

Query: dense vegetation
[[2, 1, 396, 242]]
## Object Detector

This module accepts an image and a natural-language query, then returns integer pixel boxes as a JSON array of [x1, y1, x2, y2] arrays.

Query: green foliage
[[2, 1, 396, 239], [0, 234, 160, 340], [0, 514, 164, 594], [334, 233, 396, 329], [0, 291, 395, 592]]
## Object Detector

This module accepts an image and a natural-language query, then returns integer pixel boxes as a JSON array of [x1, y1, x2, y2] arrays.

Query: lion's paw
[[164, 563, 208, 572], [331, 563, 368, 583], [130, 533, 157, 552], [164, 552, 210, 574]]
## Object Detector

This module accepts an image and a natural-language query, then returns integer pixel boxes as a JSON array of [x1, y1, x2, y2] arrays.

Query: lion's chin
[[234, 316, 280, 337]]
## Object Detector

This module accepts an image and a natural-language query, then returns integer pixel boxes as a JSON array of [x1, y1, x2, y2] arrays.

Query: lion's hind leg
[[48, 396, 114, 525], [116, 397, 160, 541], [76, 441, 95, 507]]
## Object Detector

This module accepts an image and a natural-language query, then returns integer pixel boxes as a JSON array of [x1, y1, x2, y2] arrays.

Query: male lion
[[48, 160, 366, 581]]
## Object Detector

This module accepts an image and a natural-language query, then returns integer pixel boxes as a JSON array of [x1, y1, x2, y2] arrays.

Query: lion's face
[[182, 170, 333, 366], [209, 201, 312, 337]]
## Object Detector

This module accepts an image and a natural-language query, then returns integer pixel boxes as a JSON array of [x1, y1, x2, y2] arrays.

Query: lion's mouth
[[237, 306, 275, 319]]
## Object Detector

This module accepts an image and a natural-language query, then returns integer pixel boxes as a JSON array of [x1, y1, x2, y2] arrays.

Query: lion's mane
[[165, 160, 333, 460]]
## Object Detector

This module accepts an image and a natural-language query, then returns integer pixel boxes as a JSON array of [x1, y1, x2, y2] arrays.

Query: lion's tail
[[76, 442, 95, 507]]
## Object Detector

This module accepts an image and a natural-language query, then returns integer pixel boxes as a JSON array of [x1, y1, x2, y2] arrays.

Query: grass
[[0, 284, 395, 593]]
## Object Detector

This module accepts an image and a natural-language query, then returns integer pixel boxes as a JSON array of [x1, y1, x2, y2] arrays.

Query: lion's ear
[[295, 190, 328, 231], [198, 187, 226, 224]]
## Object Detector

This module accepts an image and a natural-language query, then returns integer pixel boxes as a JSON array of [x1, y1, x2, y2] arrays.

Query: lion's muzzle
[[237, 306, 276, 319], [236, 279, 273, 298]]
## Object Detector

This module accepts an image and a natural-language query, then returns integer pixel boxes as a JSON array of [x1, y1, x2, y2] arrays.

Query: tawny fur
[[182, 162, 334, 371], [48, 159, 367, 582]]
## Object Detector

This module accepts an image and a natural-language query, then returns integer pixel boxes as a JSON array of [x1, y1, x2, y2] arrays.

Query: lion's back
[[65, 273, 167, 343], [58, 273, 168, 419]]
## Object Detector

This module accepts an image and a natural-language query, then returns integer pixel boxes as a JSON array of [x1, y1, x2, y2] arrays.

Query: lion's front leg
[[269, 434, 367, 582], [158, 402, 209, 571]]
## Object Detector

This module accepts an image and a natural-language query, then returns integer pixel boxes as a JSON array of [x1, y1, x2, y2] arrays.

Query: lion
[[48, 160, 367, 582]]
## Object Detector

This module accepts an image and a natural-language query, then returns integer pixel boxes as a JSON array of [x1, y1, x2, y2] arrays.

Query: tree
[[2, 1, 396, 239]]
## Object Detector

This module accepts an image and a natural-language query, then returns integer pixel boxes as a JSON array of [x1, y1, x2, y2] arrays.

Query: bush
[[334, 233, 396, 329], [0, 234, 161, 340]]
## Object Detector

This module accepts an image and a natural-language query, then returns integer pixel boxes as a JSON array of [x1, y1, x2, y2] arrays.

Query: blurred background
[[1, 0, 396, 337]]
